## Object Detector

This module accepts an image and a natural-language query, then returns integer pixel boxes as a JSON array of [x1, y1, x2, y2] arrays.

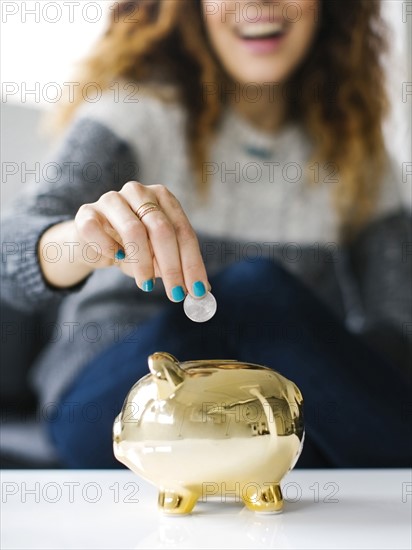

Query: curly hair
[[50, 0, 390, 238]]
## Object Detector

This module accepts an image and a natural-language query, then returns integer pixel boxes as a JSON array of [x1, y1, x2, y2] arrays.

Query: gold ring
[[135, 202, 161, 221]]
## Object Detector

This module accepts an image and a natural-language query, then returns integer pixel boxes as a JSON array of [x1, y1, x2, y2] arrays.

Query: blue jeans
[[48, 259, 411, 468]]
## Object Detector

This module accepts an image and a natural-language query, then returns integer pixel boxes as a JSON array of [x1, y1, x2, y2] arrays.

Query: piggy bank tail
[[113, 414, 123, 456]]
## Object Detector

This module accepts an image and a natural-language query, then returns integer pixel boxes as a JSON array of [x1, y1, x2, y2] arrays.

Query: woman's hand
[[39, 182, 209, 301]]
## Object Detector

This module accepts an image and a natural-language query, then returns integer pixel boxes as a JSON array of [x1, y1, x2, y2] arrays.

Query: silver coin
[[183, 291, 217, 323]]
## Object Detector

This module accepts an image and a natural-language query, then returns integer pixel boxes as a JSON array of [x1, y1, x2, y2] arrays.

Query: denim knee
[[47, 389, 120, 469], [213, 257, 292, 297], [210, 258, 302, 319]]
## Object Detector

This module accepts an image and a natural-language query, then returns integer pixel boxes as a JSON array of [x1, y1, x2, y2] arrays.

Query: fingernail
[[142, 279, 154, 292], [171, 285, 185, 302], [115, 249, 125, 260], [193, 281, 206, 298]]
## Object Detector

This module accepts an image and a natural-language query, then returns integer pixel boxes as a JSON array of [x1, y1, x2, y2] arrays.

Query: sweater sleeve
[[348, 157, 412, 380], [1, 116, 139, 313]]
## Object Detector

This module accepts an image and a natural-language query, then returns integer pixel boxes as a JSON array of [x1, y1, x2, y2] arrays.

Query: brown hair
[[50, 0, 390, 237]]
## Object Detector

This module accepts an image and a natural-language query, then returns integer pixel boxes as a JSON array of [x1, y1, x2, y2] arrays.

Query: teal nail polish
[[142, 279, 154, 292], [193, 281, 206, 298], [171, 286, 185, 302], [115, 249, 125, 260]]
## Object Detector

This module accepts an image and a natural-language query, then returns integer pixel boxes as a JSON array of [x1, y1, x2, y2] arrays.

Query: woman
[[1, 0, 410, 468]]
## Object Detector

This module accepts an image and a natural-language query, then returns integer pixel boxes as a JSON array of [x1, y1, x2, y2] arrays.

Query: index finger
[[153, 185, 210, 298]]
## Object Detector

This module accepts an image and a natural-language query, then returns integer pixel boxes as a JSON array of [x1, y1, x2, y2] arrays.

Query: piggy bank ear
[[148, 352, 185, 399]]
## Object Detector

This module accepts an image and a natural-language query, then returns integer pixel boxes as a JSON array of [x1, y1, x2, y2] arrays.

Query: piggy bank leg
[[158, 488, 198, 515], [242, 483, 283, 514]]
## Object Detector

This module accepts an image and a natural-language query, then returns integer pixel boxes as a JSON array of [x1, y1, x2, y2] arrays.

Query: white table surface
[[1, 469, 411, 550]]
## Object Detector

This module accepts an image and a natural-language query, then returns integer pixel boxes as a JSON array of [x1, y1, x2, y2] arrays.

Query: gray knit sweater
[[1, 83, 411, 405]]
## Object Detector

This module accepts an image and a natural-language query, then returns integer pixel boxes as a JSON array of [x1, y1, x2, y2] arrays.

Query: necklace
[[243, 145, 274, 160]]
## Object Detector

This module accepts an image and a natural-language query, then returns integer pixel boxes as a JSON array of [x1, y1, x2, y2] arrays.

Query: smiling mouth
[[236, 22, 287, 40]]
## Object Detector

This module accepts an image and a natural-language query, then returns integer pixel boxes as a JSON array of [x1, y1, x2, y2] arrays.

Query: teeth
[[238, 22, 284, 39]]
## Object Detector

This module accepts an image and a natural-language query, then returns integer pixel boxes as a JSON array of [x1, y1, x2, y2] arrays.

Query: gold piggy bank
[[113, 352, 304, 515]]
